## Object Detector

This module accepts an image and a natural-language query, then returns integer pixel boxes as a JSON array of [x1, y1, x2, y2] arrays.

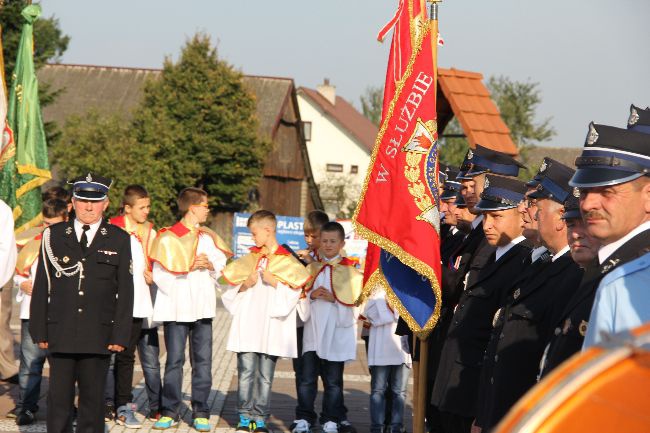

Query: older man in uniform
[[30, 173, 133, 433], [566, 123, 650, 347]]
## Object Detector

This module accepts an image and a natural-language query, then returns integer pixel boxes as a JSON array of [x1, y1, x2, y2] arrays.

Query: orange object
[[494, 323, 650, 433]]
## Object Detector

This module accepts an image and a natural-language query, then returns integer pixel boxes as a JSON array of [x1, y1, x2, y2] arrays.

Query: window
[[326, 164, 343, 173], [302, 121, 312, 141], [350, 165, 359, 174]]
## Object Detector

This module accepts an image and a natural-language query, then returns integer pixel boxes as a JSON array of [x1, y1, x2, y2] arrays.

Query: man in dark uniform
[[30, 173, 134, 433], [538, 188, 600, 378], [431, 175, 533, 433], [474, 162, 584, 432]]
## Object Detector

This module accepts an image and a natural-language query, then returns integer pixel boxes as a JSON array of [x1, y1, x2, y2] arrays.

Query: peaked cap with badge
[[464, 144, 526, 178], [561, 187, 582, 220], [527, 160, 575, 204], [475, 174, 528, 212], [68, 172, 113, 201], [526, 157, 562, 188], [570, 122, 650, 188]]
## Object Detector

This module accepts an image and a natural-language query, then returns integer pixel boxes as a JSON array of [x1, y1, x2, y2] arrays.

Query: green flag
[[0, 5, 51, 233]]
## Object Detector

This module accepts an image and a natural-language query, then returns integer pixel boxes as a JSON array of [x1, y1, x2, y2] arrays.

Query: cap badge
[[86, 173, 93, 182], [587, 123, 599, 145], [573, 187, 580, 198], [629, 107, 640, 126], [539, 160, 547, 172], [484, 177, 490, 188], [467, 149, 474, 160]]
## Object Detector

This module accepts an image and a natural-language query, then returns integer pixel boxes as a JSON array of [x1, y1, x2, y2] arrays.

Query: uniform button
[[494, 355, 498, 362], [78, 308, 83, 313], [459, 304, 464, 310], [454, 320, 459, 325], [79, 291, 84, 296], [490, 377, 494, 384], [555, 327, 561, 336], [82, 258, 86, 262]]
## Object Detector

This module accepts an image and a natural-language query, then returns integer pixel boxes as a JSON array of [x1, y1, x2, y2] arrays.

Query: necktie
[[80, 224, 90, 252]]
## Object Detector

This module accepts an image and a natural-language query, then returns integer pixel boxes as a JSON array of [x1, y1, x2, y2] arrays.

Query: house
[[37, 63, 323, 236]]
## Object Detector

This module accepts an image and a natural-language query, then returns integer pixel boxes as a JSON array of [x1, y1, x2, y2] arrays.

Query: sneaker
[[236, 415, 252, 432], [6, 407, 17, 419], [339, 420, 356, 433], [16, 410, 35, 426], [148, 410, 162, 421], [116, 403, 142, 429], [193, 417, 211, 432], [253, 419, 270, 432], [290, 419, 311, 433], [104, 402, 115, 422], [323, 421, 339, 433], [153, 416, 178, 430]]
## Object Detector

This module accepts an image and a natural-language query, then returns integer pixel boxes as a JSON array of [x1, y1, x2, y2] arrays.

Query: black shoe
[[6, 407, 18, 419], [104, 403, 115, 422], [16, 410, 35, 426], [339, 421, 357, 433]]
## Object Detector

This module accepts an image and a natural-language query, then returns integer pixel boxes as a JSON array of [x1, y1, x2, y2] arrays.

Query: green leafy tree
[[0, 0, 70, 144], [134, 34, 269, 215], [360, 85, 383, 126]]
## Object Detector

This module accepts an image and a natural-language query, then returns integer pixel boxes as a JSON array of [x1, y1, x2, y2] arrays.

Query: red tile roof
[[438, 68, 518, 156], [298, 87, 378, 153]]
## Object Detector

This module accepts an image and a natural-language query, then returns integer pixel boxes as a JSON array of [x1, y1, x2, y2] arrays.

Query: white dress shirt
[[74, 219, 102, 247], [598, 221, 650, 265], [0, 200, 17, 287]]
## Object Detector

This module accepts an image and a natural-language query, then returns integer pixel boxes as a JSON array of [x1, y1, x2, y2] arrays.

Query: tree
[[360, 85, 383, 126], [133, 34, 270, 215], [438, 118, 467, 168], [0, 0, 70, 143], [318, 174, 360, 219], [53, 34, 271, 226], [51, 110, 176, 225]]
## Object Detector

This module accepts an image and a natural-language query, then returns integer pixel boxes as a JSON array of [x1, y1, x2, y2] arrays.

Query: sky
[[40, 0, 650, 148]]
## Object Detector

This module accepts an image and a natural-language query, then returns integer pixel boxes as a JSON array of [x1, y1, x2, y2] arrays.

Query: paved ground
[[0, 294, 414, 432]]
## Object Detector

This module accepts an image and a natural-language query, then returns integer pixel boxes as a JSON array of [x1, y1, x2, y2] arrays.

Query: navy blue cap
[[464, 144, 526, 178], [569, 122, 650, 188], [441, 179, 462, 201], [527, 161, 575, 204], [456, 149, 475, 180], [475, 174, 528, 211], [526, 157, 562, 188], [561, 187, 582, 220], [627, 104, 650, 134], [68, 173, 113, 201], [454, 192, 467, 208]]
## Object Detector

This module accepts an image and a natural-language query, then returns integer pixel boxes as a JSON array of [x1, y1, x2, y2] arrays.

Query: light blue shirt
[[583, 253, 650, 348]]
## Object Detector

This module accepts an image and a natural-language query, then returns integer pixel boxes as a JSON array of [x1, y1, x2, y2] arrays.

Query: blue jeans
[[297, 351, 344, 425], [138, 327, 162, 412], [18, 320, 47, 412], [161, 320, 213, 419], [236, 352, 278, 423], [370, 364, 410, 433]]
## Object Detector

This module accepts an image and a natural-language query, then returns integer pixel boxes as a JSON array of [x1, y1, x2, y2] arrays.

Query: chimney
[[316, 78, 336, 105]]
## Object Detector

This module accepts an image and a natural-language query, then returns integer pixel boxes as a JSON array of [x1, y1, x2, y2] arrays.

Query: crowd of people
[[0, 104, 648, 433]]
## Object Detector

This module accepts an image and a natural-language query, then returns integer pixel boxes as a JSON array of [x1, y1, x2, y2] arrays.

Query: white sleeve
[[269, 282, 301, 318], [0, 202, 16, 287], [14, 274, 28, 302], [221, 283, 245, 316], [152, 262, 178, 296], [365, 299, 398, 327], [207, 244, 228, 281], [296, 296, 311, 322]]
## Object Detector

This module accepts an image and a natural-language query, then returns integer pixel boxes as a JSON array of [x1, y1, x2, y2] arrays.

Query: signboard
[[232, 212, 307, 258]]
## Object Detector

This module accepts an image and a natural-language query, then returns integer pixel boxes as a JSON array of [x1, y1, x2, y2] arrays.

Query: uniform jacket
[[29, 219, 134, 355], [431, 239, 532, 417], [475, 252, 583, 431]]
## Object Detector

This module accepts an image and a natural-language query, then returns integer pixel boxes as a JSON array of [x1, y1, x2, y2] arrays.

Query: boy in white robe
[[364, 287, 412, 433], [12, 199, 68, 425], [222, 210, 311, 433], [293, 222, 363, 433], [149, 188, 231, 432]]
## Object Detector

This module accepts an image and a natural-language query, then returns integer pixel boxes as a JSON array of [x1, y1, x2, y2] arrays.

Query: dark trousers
[[439, 411, 473, 433], [48, 353, 111, 433], [18, 320, 47, 412], [137, 327, 162, 412], [292, 326, 305, 396], [162, 320, 213, 420], [108, 318, 143, 408], [297, 351, 344, 425]]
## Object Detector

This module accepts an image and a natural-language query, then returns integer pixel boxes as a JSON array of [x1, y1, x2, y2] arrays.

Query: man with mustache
[[567, 123, 650, 347]]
